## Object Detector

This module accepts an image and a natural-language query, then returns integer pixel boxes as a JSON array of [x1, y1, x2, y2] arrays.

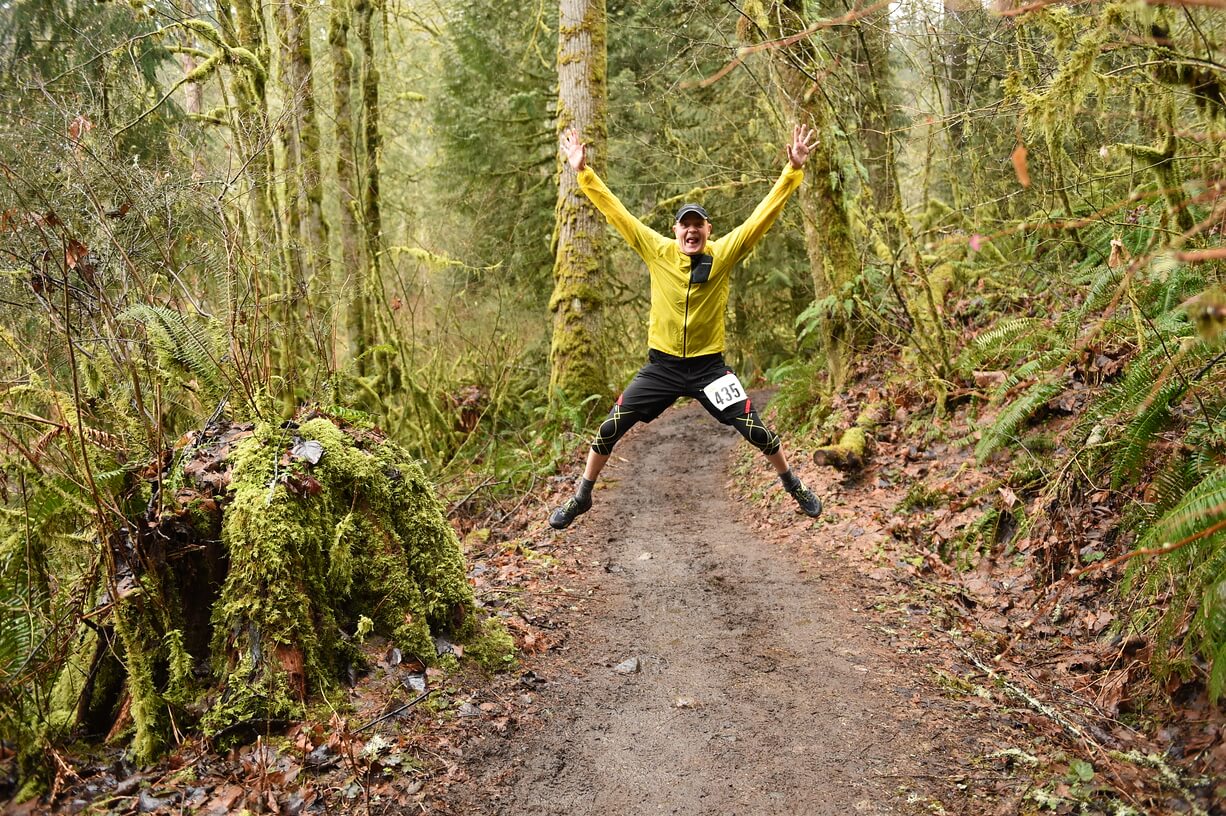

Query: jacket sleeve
[[577, 167, 669, 261], [711, 165, 804, 267]]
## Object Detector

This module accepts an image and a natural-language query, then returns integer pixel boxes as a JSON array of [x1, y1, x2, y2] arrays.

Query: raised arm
[[561, 127, 587, 172], [712, 124, 814, 264], [560, 128, 669, 259], [786, 123, 819, 170]]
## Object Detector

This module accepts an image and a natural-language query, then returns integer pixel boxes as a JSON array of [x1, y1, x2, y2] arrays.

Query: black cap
[[674, 203, 710, 223]]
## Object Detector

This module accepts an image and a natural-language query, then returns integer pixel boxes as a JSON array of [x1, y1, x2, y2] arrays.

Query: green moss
[[47, 628, 97, 733], [18, 413, 486, 771], [204, 416, 480, 737], [200, 652, 304, 744], [164, 629, 193, 706], [812, 426, 869, 471], [329, 511, 357, 594], [461, 616, 516, 672], [114, 589, 168, 763], [14, 774, 46, 804]]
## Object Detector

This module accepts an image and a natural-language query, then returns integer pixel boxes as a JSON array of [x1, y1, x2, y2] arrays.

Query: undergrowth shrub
[[969, 193, 1226, 698]]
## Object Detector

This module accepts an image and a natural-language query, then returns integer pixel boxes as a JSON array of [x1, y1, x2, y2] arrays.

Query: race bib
[[703, 372, 746, 410]]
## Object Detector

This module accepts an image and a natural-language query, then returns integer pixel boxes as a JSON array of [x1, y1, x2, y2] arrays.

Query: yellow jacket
[[577, 165, 804, 357]]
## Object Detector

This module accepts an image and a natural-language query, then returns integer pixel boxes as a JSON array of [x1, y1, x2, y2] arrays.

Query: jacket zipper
[[682, 282, 692, 357]]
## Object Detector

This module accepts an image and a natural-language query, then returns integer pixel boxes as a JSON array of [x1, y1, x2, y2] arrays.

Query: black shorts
[[617, 349, 752, 425]]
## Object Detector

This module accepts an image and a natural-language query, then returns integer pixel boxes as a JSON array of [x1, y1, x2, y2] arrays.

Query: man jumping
[[549, 124, 823, 530]]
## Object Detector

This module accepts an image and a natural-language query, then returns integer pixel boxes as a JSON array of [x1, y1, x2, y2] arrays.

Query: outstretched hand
[[561, 128, 587, 172], [786, 123, 819, 169]]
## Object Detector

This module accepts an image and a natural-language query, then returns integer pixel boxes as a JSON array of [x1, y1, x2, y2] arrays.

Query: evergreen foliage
[[431, 0, 558, 292]]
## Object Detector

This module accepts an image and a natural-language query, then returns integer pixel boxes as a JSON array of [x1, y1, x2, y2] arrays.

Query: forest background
[[0, 0, 1223, 805]]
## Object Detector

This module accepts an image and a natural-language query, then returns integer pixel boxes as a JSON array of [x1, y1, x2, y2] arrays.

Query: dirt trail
[[449, 400, 954, 815]]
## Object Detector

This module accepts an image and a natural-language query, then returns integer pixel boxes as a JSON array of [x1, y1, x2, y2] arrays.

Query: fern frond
[[960, 317, 1047, 371], [121, 304, 228, 401], [1149, 579, 1193, 680], [1209, 633, 1226, 702], [977, 378, 1067, 460], [1143, 457, 1199, 526], [1111, 380, 1183, 487], [1189, 409, 1226, 477], [1076, 264, 1125, 318], [1072, 228, 1114, 267], [1146, 263, 1207, 313], [1191, 554, 1226, 702], [1093, 345, 1167, 418], [1137, 467, 1226, 553], [0, 597, 35, 682], [993, 349, 1071, 400]]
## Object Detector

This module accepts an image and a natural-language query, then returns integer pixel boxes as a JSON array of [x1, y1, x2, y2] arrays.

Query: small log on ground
[[812, 402, 883, 472]]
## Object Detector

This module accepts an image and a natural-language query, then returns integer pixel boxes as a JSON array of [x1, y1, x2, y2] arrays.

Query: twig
[[447, 477, 504, 517], [354, 689, 435, 734], [697, 0, 891, 89], [964, 648, 1093, 745], [494, 472, 538, 525], [1067, 513, 1226, 579]]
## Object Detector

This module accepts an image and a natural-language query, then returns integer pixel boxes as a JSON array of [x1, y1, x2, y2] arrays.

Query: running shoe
[[548, 494, 592, 530], [787, 482, 823, 518]]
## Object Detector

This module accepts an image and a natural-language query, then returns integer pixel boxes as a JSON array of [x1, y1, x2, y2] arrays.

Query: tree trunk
[[216, 0, 278, 266], [750, 0, 859, 393], [548, 0, 608, 404], [290, 5, 331, 356], [353, 0, 394, 396], [943, 0, 977, 151], [179, 0, 203, 119], [274, 0, 331, 375], [59, 418, 508, 762], [854, 4, 895, 229], [355, 0, 383, 285], [329, 0, 368, 372], [217, 0, 281, 384]]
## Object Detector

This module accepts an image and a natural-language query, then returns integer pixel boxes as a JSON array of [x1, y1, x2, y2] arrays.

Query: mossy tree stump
[[61, 411, 506, 763]]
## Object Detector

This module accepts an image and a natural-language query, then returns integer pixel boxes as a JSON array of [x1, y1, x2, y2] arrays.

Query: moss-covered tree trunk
[[943, 0, 977, 152], [274, 0, 329, 378], [548, 0, 608, 404], [271, 7, 303, 291], [287, 2, 332, 366], [179, 0, 204, 119], [749, 0, 859, 393], [854, 5, 895, 233], [329, 0, 368, 372], [218, 0, 280, 352], [355, 0, 383, 286], [812, 401, 882, 471], [221, 0, 276, 230]]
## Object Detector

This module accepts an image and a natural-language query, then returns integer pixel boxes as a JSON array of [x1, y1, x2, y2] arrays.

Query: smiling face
[[674, 213, 712, 256]]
